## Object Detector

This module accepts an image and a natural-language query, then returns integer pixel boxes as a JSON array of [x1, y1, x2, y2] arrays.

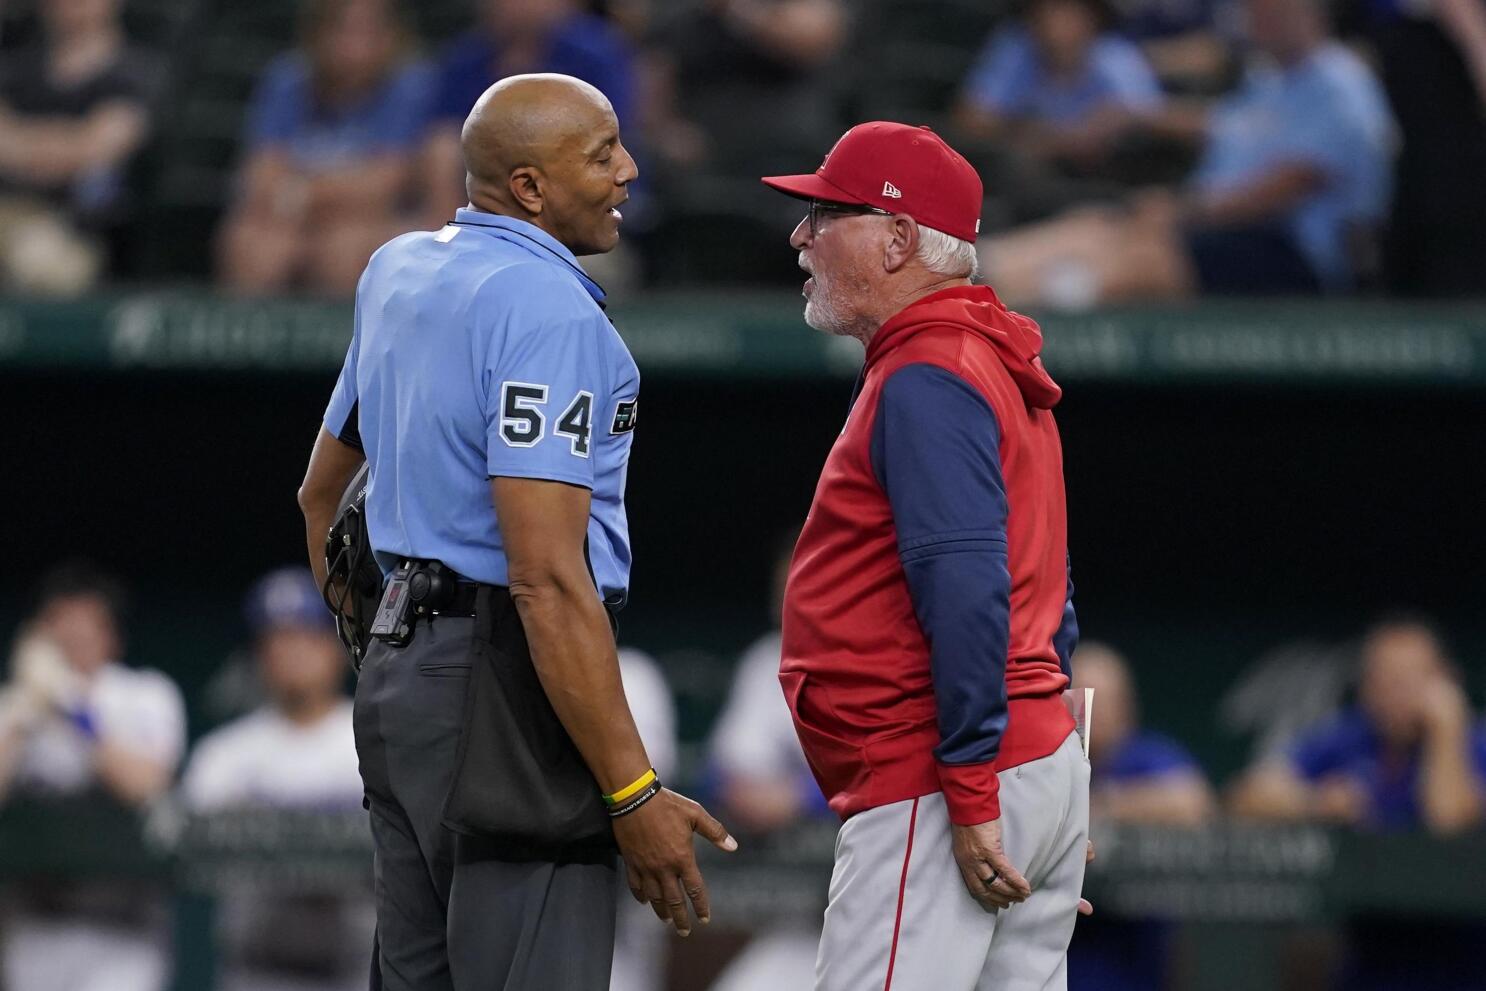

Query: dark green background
[[5, 364, 1482, 783]]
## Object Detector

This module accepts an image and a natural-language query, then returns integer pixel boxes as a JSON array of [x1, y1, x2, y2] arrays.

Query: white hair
[[915, 224, 979, 280]]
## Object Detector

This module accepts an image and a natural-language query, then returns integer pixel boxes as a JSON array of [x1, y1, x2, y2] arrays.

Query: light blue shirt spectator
[[1191, 44, 1396, 291], [325, 210, 640, 606], [962, 27, 1163, 128], [246, 53, 436, 172]]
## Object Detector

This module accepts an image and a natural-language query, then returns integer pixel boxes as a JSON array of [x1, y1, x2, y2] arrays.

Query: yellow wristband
[[604, 768, 657, 806]]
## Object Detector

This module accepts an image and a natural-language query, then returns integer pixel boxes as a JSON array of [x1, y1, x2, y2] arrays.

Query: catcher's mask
[[323, 464, 383, 669]]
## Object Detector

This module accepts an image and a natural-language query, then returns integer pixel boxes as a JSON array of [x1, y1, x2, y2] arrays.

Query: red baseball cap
[[762, 121, 984, 242]]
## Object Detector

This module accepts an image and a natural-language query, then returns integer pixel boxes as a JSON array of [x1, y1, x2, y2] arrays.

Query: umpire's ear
[[508, 166, 545, 216]]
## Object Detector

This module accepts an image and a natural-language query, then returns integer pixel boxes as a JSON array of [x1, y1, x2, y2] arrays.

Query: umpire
[[298, 74, 735, 991]]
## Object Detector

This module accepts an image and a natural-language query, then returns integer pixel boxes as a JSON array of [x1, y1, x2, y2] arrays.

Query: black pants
[[354, 615, 618, 990]]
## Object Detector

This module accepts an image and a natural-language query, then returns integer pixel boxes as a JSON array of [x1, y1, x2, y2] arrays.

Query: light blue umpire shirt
[[324, 207, 640, 607]]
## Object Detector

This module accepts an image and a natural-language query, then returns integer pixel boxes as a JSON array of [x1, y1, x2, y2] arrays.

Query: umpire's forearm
[[300, 500, 338, 592], [510, 573, 652, 794], [298, 426, 365, 590]]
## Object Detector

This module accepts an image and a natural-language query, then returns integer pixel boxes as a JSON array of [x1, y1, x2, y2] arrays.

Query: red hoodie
[[780, 285, 1078, 825]]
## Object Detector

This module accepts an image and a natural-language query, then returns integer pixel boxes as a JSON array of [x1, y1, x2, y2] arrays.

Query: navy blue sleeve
[[870, 363, 1010, 770], [1054, 557, 1078, 681]]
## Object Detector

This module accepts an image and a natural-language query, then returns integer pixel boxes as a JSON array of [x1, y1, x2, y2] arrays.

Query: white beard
[[804, 283, 847, 335]]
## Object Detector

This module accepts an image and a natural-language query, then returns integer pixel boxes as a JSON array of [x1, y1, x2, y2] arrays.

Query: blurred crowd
[[0, 562, 682, 991], [1, 0, 1485, 301], [0, 552, 1482, 991]]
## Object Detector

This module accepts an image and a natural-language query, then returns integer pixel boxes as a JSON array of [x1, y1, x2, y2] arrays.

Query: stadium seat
[[839, 0, 1013, 125]]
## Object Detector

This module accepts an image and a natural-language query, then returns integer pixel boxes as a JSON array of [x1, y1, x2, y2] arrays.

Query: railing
[[3, 799, 1484, 989], [3, 292, 1485, 384]]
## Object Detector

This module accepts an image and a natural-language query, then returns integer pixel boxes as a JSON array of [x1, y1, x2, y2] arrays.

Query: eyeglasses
[[807, 200, 894, 239]]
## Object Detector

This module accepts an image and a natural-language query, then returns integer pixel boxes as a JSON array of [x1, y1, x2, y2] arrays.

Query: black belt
[[433, 580, 481, 617], [397, 560, 616, 628]]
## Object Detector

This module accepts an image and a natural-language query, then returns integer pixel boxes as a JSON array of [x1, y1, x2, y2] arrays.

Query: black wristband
[[608, 780, 662, 818]]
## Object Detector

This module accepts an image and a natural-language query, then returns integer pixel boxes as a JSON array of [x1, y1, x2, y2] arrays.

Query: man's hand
[[11, 632, 82, 714], [1419, 675, 1471, 740], [611, 788, 737, 936], [951, 818, 1031, 911], [1414, 671, 1484, 834], [1078, 839, 1095, 916]]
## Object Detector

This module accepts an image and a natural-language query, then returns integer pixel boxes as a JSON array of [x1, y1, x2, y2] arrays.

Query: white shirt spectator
[[619, 648, 677, 780], [705, 632, 823, 991], [611, 647, 679, 991], [3, 660, 183, 991], [178, 697, 369, 991], [15, 661, 184, 796], [711, 633, 807, 782], [181, 701, 360, 811]]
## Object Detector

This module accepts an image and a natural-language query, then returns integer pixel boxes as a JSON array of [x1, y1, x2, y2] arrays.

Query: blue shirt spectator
[[1074, 642, 1216, 827], [246, 53, 435, 172], [218, 0, 436, 296], [1068, 643, 1214, 991], [1282, 694, 1486, 991], [1099, 730, 1200, 781], [1233, 617, 1485, 835], [1070, 731, 1206, 991], [1191, 43, 1395, 290], [963, 28, 1163, 129], [431, 15, 633, 126], [1289, 707, 1486, 831], [418, 3, 638, 229]]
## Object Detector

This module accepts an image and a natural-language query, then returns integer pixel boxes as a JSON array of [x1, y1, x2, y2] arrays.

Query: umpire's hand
[[612, 789, 737, 936], [951, 818, 1032, 911]]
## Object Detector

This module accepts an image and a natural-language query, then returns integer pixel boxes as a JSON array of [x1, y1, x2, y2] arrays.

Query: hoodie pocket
[[779, 669, 865, 781]]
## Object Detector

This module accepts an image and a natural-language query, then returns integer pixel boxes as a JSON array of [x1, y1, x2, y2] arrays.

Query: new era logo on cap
[[760, 122, 985, 243]]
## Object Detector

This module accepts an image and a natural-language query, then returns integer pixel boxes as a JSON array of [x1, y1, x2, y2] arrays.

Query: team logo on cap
[[882, 181, 902, 199]]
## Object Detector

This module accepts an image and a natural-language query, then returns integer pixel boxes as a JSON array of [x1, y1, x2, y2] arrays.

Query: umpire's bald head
[[461, 73, 638, 256]]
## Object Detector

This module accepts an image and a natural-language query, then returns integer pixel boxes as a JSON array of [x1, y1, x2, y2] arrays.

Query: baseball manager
[[764, 122, 1090, 990], [298, 73, 734, 991]]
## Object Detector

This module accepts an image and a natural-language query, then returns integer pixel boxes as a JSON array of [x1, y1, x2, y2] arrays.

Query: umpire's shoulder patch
[[611, 399, 638, 434]]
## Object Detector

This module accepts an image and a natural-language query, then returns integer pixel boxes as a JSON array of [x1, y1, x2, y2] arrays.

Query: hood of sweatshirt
[[865, 285, 1062, 409]]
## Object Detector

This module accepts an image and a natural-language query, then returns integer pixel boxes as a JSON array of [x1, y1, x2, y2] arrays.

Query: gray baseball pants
[[814, 730, 1090, 991], [354, 617, 617, 991]]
